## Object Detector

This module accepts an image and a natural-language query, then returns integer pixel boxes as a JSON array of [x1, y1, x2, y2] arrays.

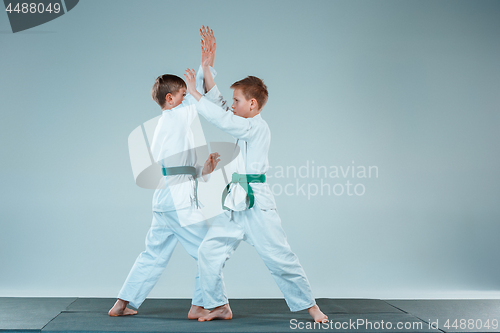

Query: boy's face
[[169, 87, 187, 108], [231, 88, 256, 118]]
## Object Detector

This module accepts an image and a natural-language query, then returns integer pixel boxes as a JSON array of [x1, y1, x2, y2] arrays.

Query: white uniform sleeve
[[204, 83, 230, 109], [197, 65, 217, 95], [196, 94, 255, 141], [183, 65, 217, 105]]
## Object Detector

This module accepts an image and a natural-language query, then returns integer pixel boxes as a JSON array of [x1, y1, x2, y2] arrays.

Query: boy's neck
[[242, 110, 261, 118]]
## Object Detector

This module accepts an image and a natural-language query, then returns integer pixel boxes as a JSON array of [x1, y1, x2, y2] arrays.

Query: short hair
[[151, 74, 186, 108], [230, 76, 268, 110]]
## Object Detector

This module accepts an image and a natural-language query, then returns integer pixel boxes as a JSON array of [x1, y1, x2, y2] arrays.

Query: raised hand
[[183, 68, 202, 101], [200, 25, 216, 67], [201, 41, 213, 68], [183, 68, 196, 92]]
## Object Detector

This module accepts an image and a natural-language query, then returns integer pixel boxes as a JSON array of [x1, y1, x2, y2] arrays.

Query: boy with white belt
[[108, 58, 220, 319]]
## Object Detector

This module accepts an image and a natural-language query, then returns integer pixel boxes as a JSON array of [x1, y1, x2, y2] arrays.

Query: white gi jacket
[[150, 67, 215, 213], [196, 84, 277, 211]]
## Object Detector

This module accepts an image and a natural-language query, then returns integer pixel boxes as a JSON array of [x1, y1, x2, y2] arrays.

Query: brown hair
[[230, 76, 268, 110], [151, 74, 186, 108]]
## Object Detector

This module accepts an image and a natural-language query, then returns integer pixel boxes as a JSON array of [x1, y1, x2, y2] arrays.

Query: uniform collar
[[163, 103, 186, 113]]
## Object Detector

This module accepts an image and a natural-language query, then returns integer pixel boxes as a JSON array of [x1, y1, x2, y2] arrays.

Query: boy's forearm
[[196, 97, 253, 140], [202, 65, 216, 93], [190, 89, 202, 101], [195, 68, 205, 95]]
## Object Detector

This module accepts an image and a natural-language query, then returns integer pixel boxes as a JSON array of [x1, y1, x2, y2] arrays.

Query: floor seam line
[[381, 300, 410, 314], [381, 300, 447, 333], [65, 297, 80, 310], [39, 297, 79, 332], [40, 311, 63, 332]]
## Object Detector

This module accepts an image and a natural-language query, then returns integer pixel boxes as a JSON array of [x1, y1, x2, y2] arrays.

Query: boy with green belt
[[182, 27, 328, 323]]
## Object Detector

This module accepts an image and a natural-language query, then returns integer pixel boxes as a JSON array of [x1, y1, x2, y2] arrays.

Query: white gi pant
[[118, 208, 208, 309], [198, 205, 316, 312]]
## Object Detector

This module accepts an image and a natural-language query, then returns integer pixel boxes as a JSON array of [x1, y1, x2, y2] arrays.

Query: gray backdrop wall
[[1, 0, 499, 299]]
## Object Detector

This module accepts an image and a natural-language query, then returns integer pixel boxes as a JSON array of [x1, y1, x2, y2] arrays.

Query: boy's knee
[[197, 239, 212, 262], [198, 238, 226, 267], [197, 241, 205, 257]]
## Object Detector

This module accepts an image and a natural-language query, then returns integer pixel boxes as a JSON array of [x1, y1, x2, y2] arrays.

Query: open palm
[[200, 25, 216, 67]]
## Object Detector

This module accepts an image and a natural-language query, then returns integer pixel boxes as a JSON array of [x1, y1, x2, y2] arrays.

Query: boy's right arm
[[200, 26, 216, 93], [200, 27, 229, 110]]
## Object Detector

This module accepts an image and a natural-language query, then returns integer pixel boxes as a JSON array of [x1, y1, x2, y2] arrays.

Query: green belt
[[162, 166, 199, 209], [222, 172, 266, 210]]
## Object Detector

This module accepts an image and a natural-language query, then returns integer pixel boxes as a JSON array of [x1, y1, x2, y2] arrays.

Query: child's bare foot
[[308, 304, 328, 323], [198, 303, 232, 321], [188, 305, 210, 320], [108, 299, 137, 316]]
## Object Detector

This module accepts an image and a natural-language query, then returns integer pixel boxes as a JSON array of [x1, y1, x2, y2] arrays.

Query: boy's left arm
[[185, 66, 215, 104], [184, 69, 255, 141], [184, 62, 216, 105]]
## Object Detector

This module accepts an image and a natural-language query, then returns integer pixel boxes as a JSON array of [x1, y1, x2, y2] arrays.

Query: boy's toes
[[315, 315, 328, 323]]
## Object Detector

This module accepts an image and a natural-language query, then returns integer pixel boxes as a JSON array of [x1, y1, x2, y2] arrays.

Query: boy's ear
[[250, 98, 258, 110], [165, 93, 173, 105]]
